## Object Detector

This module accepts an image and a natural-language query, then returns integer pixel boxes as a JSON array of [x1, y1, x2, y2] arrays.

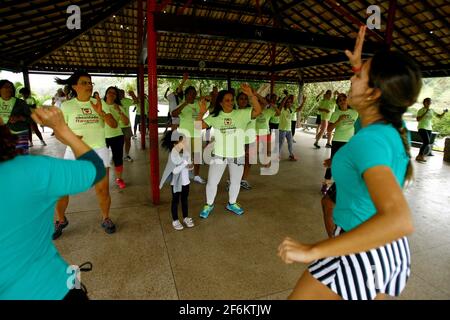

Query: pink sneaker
[[115, 178, 126, 189]]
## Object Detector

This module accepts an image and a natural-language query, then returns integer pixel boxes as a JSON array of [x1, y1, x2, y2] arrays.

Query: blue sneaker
[[200, 204, 214, 219], [226, 202, 244, 215]]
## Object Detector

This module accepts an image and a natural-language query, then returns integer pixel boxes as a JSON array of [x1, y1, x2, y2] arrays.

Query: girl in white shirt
[[159, 130, 195, 231]]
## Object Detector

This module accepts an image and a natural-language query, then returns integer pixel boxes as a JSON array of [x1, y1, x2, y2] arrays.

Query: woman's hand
[[240, 83, 254, 97], [278, 237, 317, 264], [90, 96, 104, 116], [199, 97, 208, 114], [345, 25, 366, 68], [31, 107, 75, 144]]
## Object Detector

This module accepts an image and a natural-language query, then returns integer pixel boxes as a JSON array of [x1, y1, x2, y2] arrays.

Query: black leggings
[[324, 141, 346, 180], [28, 120, 44, 141], [106, 135, 125, 167], [418, 129, 431, 156], [171, 185, 189, 221], [291, 120, 297, 137]]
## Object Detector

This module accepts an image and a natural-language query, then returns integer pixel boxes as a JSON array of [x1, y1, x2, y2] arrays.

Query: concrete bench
[[300, 116, 319, 131], [409, 130, 438, 149]]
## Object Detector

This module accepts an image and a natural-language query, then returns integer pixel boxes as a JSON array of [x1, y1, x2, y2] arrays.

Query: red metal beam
[[385, 0, 397, 48], [157, 0, 172, 13], [147, 0, 160, 205], [322, 0, 384, 42], [138, 0, 146, 150], [177, 0, 193, 15], [270, 43, 276, 95]]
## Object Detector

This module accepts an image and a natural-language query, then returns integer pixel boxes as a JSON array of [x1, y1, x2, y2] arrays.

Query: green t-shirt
[[269, 113, 280, 124], [255, 108, 275, 135], [290, 106, 298, 121], [329, 109, 359, 142], [204, 108, 252, 158], [279, 108, 292, 131], [120, 98, 134, 128], [0, 97, 16, 124], [102, 101, 124, 138], [178, 101, 201, 138], [319, 99, 335, 121], [244, 118, 256, 144], [61, 98, 106, 149], [417, 107, 434, 131], [135, 99, 149, 116], [0, 97, 30, 133]]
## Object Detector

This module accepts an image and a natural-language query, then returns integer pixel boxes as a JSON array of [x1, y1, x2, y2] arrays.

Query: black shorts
[[316, 115, 321, 124]]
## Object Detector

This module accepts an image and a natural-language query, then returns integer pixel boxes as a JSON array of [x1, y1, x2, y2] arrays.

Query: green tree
[[433, 113, 450, 137]]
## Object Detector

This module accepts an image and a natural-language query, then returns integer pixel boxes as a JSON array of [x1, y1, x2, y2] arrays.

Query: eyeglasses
[[78, 81, 94, 86]]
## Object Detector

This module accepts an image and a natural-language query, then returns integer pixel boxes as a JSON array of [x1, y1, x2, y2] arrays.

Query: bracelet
[[352, 65, 362, 73]]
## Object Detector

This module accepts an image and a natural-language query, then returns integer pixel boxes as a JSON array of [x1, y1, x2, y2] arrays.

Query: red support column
[[137, 0, 146, 150], [147, 0, 160, 204], [385, 0, 397, 49], [270, 43, 276, 95]]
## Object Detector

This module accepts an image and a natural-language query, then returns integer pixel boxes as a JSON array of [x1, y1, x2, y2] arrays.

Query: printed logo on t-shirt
[[81, 108, 92, 115], [224, 118, 232, 126]]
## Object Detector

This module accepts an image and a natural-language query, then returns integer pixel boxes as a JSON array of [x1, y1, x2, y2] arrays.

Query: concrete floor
[[30, 129, 450, 300]]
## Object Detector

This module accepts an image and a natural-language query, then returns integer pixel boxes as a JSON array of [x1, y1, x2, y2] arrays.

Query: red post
[[137, 0, 146, 150], [385, 0, 397, 49], [270, 43, 276, 95], [147, 0, 160, 204]]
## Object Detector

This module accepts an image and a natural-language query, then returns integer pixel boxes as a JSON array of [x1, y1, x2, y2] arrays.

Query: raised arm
[[177, 73, 189, 92], [315, 90, 324, 102], [295, 95, 306, 112], [241, 83, 261, 119], [91, 96, 118, 128], [196, 97, 209, 129], [436, 109, 448, 119], [113, 104, 130, 126]]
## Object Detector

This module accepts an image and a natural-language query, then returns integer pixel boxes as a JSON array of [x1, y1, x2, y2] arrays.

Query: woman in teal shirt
[[0, 107, 105, 299], [278, 26, 421, 300]]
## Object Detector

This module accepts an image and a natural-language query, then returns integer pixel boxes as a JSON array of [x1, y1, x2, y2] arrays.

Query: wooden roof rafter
[[27, 0, 132, 67], [348, 0, 444, 67]]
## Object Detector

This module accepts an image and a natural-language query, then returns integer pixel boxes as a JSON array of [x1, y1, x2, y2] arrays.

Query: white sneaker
[[123, 155, 134, 162], [193, 176, 206, 184], [172, 220, 184, 231], [183, 217, 195, 228]]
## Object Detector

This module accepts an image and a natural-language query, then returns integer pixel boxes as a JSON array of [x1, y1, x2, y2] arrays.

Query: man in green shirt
[[415, 97, 448, 163]]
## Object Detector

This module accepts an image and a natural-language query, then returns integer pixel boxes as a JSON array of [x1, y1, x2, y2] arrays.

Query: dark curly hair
[[161, 130, 184, 152]]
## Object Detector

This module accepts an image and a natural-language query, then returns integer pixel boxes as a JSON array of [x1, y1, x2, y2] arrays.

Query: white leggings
[[206, 156, 245, 205]]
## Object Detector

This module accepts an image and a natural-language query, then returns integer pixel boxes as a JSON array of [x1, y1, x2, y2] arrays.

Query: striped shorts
[[308, 226, 411, 300], [14, 130, 30, 155]]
